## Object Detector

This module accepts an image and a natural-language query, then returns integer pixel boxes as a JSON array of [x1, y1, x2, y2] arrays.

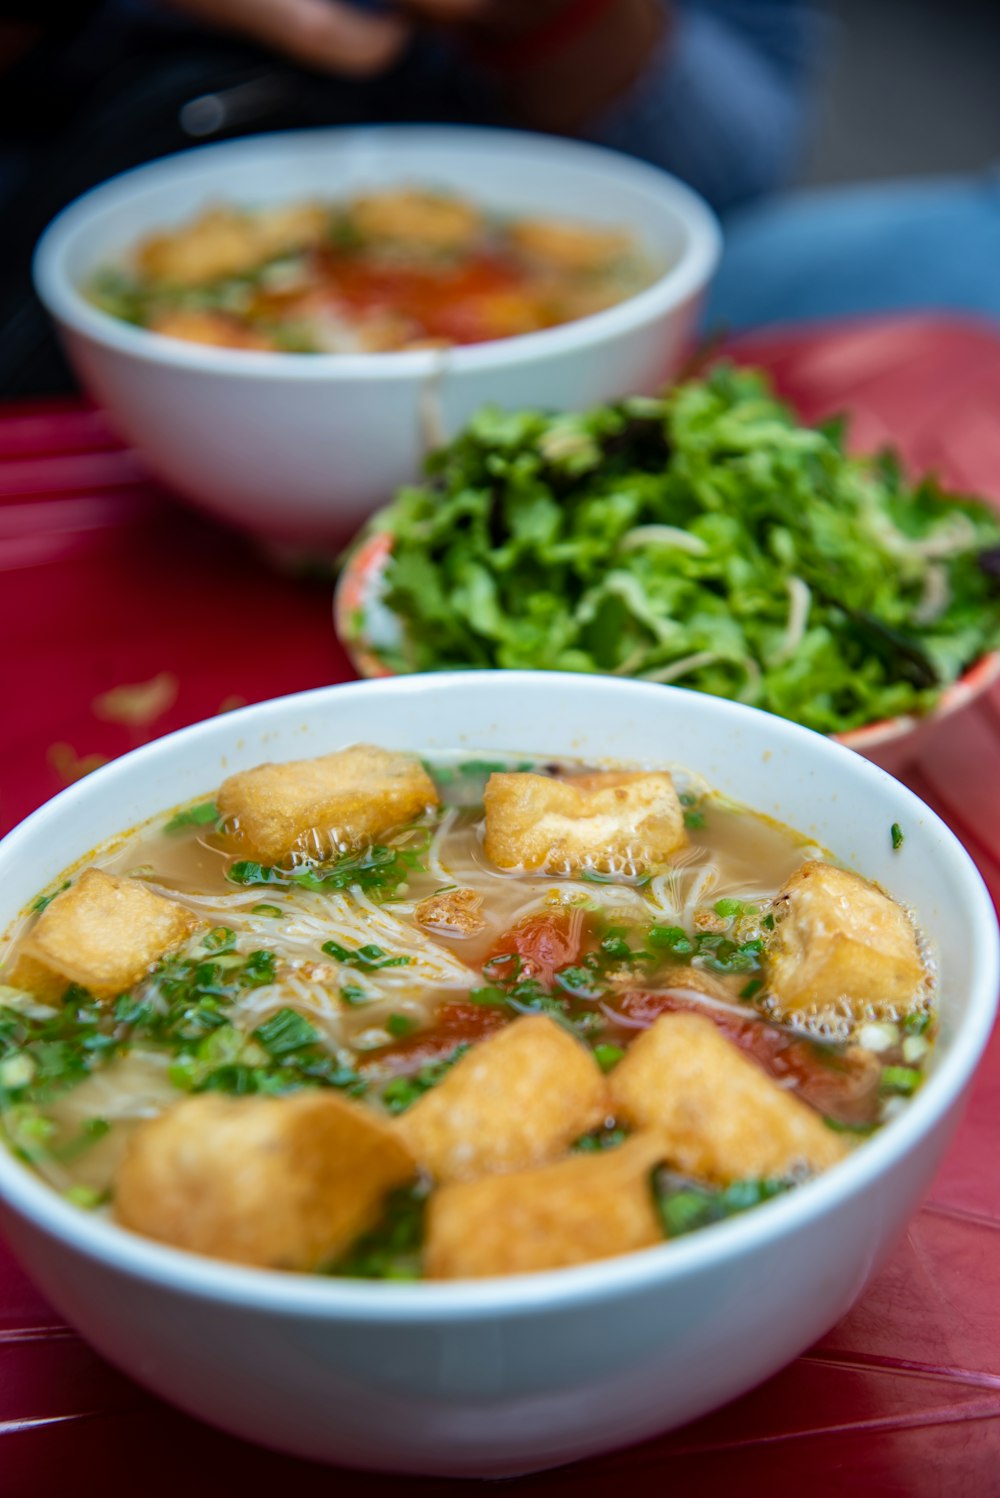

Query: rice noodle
[[639, 651, 724, 685], [769, 577, 811, 667], [619, 525, 710, 557], [425, 807, 460, 883], [912, 563, 950, 626]]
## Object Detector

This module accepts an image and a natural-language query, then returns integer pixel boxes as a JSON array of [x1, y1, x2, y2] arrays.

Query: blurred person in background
[[0, 0, 823, 393]]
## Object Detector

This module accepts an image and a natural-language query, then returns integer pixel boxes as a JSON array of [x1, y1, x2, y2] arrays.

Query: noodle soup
[[87, 189, 658, 355], [0, 747, 935, 1280]]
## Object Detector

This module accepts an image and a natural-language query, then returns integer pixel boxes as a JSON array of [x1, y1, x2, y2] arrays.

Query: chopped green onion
[[714, 898, 744, 918], [386, 1014, 415, 1040], [573, 1127, 629, 1153], [31, 881, 70, 915], [880, 1064, 922, 1096], [891, 823, 905, 850], [321, 940, 410, 971], [253, 1007, 319, 1057], [380, 1045, 470, 1115], [64, 1184, 105, 1210], [468, 986, 507, 1006], [593, 1043, 625, 1072], [823, 1116, 878, 1135], [164, 801, 218, 834], [251, 903, 284, 918], [648, 925, 694, 955], [202, 926, 236, 953]]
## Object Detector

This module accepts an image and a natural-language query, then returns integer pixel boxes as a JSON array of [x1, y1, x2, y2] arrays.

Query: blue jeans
[[707, 169, 1000, 331]]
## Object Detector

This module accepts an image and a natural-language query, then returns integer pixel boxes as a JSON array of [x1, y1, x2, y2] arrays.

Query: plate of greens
[[335, 364, 1000, 767]]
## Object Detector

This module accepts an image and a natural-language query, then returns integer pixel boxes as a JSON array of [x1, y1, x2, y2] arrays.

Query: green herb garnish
[[164, 801, 219, 834], [228, 837, 425, 903], [375, 367, 1000, 731], [593, 1043, 625, 1072], [380, 1045, 470, 1115], [253, 1008, 320, 1057], [321, 940, 411, 971], [332, 1184, 426, 1280], [656, 1176, 791, 1238], [31, 881, 70, 915], [880, 1064, 923, 1096], [573, 1126, 630, 1153], [891, 823, 905, 850]]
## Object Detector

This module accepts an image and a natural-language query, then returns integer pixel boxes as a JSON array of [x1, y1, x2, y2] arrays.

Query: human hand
[[165, 0, 577, 77], [165, 0, 413, 77]]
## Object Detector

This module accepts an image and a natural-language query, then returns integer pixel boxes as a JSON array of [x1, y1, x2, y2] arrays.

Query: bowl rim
[[334, 528, 1000, 750], [32, 124, 722, 383], [0, 673, 996, 1319]]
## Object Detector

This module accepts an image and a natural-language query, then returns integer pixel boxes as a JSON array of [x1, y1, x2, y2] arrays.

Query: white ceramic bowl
[[0, 673, 995, 1477], [33, 127, 721, 550]]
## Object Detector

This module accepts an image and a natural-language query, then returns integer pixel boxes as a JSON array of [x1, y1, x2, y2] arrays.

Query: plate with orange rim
[[333, 526, 1000, 775]]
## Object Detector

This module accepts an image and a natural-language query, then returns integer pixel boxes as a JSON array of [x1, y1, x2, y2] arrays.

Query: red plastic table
[[3, 317, 1000, 1498]]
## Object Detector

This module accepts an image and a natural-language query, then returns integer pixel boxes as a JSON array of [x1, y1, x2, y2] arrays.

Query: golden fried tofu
[[483, 770, 685, 876], [217, 744, 438, 864], [253, 202, 328, 260], [9, 869, 198, 1001], [138, 209, 251, 285], [148, 309, 276, 351], [609, 1012, 847, 1183], [414, 887, 485, 938], [767, 861, 927, 1020], [138, 203, 326, 287], [350, 190, 482, 253], [508, 218, 632, 272], [396, 1015, 608, 1182], [115, 1090, 414, 1270], [425, 1133, 666, 1279]]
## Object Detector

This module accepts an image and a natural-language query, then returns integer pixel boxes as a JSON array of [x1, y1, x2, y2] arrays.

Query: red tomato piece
[[610, 989, 880, 1128], [359, 998, 508, 1079], [485, 907, 585, 986]]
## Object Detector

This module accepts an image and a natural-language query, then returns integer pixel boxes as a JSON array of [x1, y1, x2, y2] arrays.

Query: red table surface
[[3, 315, 1000, 1498]]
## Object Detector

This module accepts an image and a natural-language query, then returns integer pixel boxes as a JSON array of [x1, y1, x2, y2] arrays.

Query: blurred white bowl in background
[[33, 126, 721, 550]]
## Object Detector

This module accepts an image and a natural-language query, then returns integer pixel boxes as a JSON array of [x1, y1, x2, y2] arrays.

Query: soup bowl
[[0, 672, 995, 1476], [33, 127, 720, 553]]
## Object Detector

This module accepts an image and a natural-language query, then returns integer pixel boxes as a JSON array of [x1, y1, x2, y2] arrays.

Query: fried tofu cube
[[217, 744, 438, 864], [148, 309, 276, 351], [414, 887, 485, 938], [350, 190, 483, 252], [114, 1090, 414, 1270], [138, 203, 326, 287], [9, 869, 198, 1000], [483, 770, 686, 876], [396, 1015, 608, 1182], [425, 1133, 666, 1279], [508, 218, 632, 273], [767, 861, 927, 1019], [139, 208, 263, 286], [609, 1012, 847, 1183]]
